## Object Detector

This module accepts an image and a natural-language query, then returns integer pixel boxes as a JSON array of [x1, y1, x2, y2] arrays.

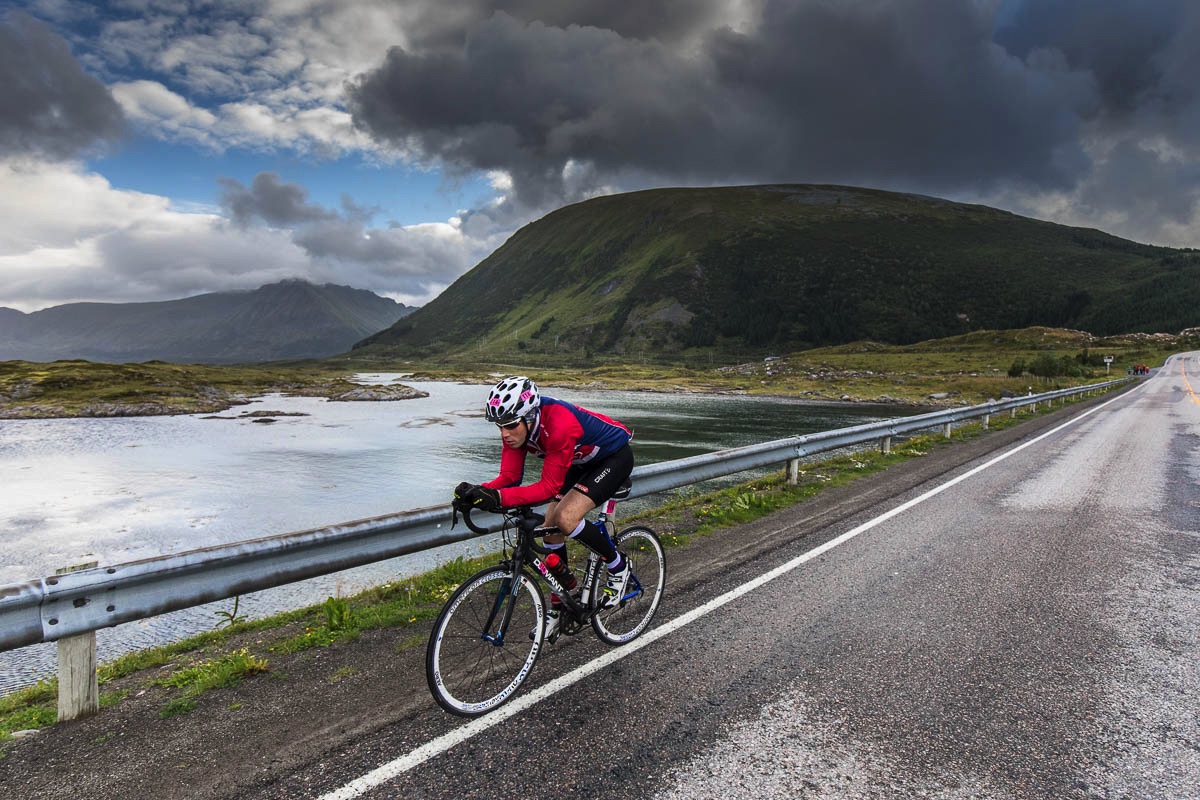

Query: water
[[0, 377, 900, 692]]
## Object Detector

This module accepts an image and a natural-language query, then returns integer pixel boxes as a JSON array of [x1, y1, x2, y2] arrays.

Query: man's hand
[[456, 483, 502, 512]]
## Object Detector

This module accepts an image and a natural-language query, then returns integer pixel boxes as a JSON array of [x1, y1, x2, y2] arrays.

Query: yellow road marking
[[1182, 359, 1200, 406]]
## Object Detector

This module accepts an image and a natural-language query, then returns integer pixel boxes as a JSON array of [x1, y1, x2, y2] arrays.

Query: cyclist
[[455, 376, 634, 636]]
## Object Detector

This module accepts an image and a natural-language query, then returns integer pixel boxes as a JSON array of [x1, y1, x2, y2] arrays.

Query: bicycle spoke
[[426, 567, 544, 716], [591, 526, 666, 645]]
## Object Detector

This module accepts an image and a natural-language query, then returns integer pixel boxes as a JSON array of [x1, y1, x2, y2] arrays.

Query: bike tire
[[590, 525, 666, 645], [426, 565, 546, 716]]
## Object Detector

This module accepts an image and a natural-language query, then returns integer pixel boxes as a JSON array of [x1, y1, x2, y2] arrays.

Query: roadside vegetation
[[0, 379, 1119, 747], [351, 326, 1190, 406]]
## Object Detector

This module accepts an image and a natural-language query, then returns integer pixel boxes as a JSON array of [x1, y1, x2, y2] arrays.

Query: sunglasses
[[496, 419, 523, 431]]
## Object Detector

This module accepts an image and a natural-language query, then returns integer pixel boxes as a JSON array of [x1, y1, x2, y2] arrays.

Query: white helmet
[[485, 376, 540, 424]]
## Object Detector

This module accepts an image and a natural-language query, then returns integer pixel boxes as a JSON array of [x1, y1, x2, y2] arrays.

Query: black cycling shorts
[[555, 444, 634, 506]]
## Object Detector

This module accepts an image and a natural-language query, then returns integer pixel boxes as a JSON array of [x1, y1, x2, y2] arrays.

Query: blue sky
[[87, 137, 492, 225], [2, 0, 1198, 313]]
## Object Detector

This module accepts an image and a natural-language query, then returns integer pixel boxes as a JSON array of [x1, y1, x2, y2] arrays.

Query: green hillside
[[354, 184, 1200, 364]]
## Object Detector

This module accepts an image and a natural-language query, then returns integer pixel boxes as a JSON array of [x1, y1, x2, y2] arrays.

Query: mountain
[[353, 184, 1200, 363], [0, 280, 415, 364]]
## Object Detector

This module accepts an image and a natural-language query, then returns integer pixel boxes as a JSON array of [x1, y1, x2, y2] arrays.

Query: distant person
[[454, 376, 635, 638]]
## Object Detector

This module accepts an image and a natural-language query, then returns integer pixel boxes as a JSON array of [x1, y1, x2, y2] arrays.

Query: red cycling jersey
[[482, 397, 632, 507]]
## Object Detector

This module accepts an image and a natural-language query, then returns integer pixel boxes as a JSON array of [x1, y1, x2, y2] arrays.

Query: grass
[[349, 326, 1184, 406], [154, 650, 269, 719], [638, 432, 950, 537], [0, 359, 370, 418], [0, 375, 1129, 746]]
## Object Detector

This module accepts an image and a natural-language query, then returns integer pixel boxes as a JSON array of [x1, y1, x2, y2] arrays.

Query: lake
[[0, 377, 904, 692]]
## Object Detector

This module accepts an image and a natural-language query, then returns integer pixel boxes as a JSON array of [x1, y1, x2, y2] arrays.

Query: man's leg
[[554, 489, 620, 567], [542, 497, 566, 546]]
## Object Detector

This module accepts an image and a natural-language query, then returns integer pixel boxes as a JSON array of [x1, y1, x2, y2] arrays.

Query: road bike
[[426, 483, 666, 716]]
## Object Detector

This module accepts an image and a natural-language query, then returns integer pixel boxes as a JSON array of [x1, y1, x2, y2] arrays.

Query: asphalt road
[[282, 353, 1199, 800], [5, 357, 1198, 799]]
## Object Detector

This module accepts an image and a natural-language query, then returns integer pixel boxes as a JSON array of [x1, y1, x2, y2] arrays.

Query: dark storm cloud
[[1078, 140, 1200, 227], [349, 11, 716, 209], [219, 173, 394, 260], [705, 0, 1097, 188], [217, 171, 482, 293], [994, 0, 1188, 119], [995, 0, 1200, 238], [403, 0, 737, 52], [345, 0, 1200, 245], [219, 172, 339, 227], [0, 11, 125, 159], [346, 0, 1106, 209]]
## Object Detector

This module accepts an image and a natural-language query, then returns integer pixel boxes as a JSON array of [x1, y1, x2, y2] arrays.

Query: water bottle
[[545, 551, 577, 592]]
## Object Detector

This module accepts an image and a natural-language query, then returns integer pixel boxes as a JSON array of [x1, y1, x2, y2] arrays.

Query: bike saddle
[[611, 478, 632, 501]]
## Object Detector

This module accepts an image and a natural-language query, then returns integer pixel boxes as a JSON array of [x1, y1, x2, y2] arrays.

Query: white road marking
[[319, 386, 1140, 800]]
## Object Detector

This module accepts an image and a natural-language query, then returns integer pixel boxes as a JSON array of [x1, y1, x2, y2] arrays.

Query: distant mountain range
[[354, 184, 1200, 363], [0, 280, 415, 364]]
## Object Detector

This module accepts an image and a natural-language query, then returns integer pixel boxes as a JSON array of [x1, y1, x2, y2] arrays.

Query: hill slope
[[354, 184, 1199, 363], [0, 280, 414, 364]]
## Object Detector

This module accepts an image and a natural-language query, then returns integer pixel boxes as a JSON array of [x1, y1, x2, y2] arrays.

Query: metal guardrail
[[0, 378, 1131, 654]]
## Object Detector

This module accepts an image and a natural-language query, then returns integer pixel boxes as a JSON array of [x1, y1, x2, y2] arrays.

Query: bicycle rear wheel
[[591, 525, 666, 645], [426, 566, 546, 716]]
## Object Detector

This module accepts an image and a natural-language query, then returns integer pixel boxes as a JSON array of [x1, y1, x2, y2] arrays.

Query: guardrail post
[[982, 413, 990, 430], [943, 422, 952, 438], [56, 561, 99, 722], [787, 458, 799, 485], [880, 436, 891, 454]]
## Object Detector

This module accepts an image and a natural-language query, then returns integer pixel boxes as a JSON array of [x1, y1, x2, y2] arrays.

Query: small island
[[0, 361, 428, 420]]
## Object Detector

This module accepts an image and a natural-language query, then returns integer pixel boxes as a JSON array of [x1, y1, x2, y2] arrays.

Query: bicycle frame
[[470, 496, 628, 639]]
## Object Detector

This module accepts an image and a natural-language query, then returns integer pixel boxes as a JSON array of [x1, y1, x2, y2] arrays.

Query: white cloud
[[111, 80, 220, 146], [85, 2, 418, 160], [0, 159, 169, 255], [0, 158, 305, 311], [111, 79, 373, 156], [0, 158, 504, 312]]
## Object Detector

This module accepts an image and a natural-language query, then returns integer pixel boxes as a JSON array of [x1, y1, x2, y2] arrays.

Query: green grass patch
[[329, 666, 359, 684], [271, 556, 486, 655], [0, 683, 130, 744], [154, 649, 269, 718], [96, 608, 309, 685]]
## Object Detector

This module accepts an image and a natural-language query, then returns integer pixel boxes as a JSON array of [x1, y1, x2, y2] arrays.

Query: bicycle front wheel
[[426, 566, 546, 716], [591, 525, 666, 645]]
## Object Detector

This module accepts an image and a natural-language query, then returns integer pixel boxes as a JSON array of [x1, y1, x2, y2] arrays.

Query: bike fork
[[482, 572, 522, 646]]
